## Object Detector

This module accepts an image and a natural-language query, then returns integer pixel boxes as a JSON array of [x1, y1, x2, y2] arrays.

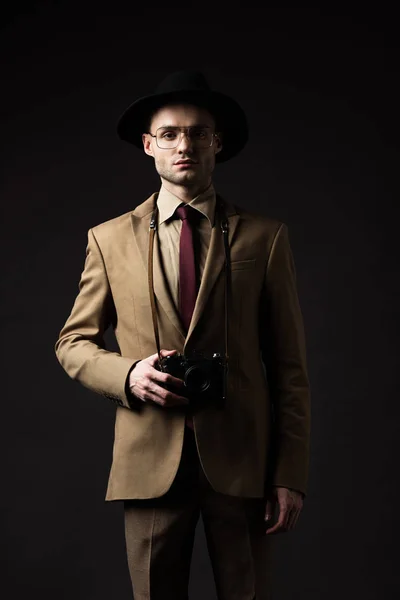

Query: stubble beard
[[155, 157, 214, 191]]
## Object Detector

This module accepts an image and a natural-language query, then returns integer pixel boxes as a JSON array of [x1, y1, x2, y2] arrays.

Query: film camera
[[158, 351, 226, 410]]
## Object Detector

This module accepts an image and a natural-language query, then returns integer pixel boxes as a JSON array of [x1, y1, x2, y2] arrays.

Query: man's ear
[[142, 133, 154, 157], [214, 132, 223, 155]]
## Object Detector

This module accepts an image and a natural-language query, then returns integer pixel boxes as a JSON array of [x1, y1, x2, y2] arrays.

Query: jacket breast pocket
[[230, 259, 256, 271]]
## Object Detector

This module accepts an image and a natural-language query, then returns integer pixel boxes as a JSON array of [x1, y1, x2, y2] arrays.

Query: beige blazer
[[55, 193, 311, 500]]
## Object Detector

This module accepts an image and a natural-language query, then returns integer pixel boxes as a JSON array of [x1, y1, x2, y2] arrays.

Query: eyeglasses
[[147, 126, 218, 149]]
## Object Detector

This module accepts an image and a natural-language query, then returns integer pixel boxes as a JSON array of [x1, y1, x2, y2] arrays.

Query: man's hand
[[128, 349, 189, 408], [264, 486, 304, 534]]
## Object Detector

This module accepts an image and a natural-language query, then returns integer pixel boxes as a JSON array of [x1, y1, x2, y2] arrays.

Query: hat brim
[[116, 89, 248, 163]]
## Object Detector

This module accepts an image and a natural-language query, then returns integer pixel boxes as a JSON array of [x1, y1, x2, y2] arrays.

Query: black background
[[1, 3, 399, 599]]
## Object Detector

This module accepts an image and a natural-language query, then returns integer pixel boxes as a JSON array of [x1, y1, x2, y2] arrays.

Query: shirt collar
[[157, 182, 216, 227]]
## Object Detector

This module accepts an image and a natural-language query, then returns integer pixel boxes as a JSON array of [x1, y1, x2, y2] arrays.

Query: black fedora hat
[[116, 70, 248, 163]]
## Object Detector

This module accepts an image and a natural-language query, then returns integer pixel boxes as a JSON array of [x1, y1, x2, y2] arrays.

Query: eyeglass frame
[[146, 125, 220, 149]]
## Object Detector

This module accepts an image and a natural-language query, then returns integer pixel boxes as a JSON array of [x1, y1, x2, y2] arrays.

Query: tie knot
[[176, 205, 198, 222]]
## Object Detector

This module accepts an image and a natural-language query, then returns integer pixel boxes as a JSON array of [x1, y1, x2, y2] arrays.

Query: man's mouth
[[174, 160, 198, 169], [175, 159, 197, 165]]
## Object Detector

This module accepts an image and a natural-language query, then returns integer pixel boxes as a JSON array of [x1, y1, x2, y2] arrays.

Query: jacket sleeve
[[261, 223, 311, 496], [55, 228, 142, 410]]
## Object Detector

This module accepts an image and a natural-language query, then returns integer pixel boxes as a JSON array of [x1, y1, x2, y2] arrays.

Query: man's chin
[[170, 172, 199, 185], [157, 167, 203, 188]]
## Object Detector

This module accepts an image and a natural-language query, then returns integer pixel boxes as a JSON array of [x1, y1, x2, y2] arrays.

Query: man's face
[[142, 103, 222, 189]]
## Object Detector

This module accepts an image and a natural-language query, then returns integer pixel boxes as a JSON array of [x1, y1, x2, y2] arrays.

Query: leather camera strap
[[148, 210, 161, 362]]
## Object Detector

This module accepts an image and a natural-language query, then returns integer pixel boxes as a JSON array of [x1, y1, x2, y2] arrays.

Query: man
[[55, 70, 311, 600]]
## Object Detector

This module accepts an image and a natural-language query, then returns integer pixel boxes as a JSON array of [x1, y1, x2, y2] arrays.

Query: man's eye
[[193, 129, 207, 139], [161, 131, 177, 139]]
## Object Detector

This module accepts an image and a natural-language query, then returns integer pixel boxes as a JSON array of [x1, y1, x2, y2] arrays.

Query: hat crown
[[155, 70, 211, 95]]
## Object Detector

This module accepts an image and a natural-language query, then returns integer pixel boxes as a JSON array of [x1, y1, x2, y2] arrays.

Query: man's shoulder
[[92, 209, 133, 233], [90, 193, 156, 238], [229, 201, 284, 235]]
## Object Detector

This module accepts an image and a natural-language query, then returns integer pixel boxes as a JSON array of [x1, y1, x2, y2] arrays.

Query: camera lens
[[184, 365, 210, 393]]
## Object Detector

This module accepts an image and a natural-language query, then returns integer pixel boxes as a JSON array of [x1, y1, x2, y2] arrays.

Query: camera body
[[158, 352, 226, 410]]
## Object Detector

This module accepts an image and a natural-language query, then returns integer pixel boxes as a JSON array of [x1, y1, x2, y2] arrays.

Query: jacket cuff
[[124, 360, 143, 410]]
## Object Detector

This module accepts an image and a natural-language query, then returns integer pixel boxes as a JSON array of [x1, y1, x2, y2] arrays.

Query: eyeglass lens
[[155, 126, 213, 148]]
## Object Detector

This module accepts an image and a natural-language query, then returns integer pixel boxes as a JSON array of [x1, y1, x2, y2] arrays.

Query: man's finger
[[148, 349, 177, 366], [266, 504, 289, 535], [130, 377, 188, 407], [142, 391, 166, 407], [286, 507, 299, 531], [150, 383, 189, 406], [151, 367, 185, 389], [291, 507, 302, 530], [264, 499, 274, 522]]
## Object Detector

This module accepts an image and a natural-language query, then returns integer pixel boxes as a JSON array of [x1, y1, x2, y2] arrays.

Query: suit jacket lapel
[[130, 193, 240, 350], [130, 193, 186, 341], [184, 197, 239, 350]]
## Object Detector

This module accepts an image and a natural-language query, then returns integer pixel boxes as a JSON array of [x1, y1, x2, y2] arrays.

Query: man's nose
[[177, 131, 194, 152]]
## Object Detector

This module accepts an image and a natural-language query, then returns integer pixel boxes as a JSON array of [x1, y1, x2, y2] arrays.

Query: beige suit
[[55, 191, 311, 502]]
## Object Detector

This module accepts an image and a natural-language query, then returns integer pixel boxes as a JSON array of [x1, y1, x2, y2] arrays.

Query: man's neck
[[161, 179, 212, 204]]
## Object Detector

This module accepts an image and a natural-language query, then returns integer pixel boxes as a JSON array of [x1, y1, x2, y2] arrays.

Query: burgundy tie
[[175, 204, 199, 431], [176, 205, 199, 333]]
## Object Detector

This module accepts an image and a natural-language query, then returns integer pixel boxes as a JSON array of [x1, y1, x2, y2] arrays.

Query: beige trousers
[[124, 427, 274, 600]]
